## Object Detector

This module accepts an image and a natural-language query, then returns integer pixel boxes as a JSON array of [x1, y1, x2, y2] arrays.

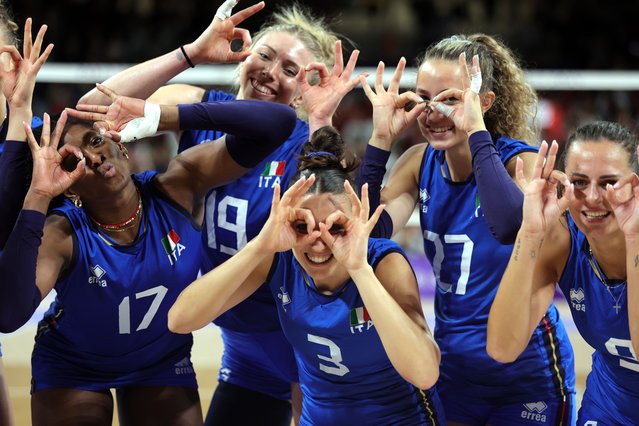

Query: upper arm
[[36, 215, 74, 300], [147, 84, 207, 106], [374, 252, 430, 335], [505, 151, 538, 189], [155, 137, 248, 222], [380, 144, 425, 236]]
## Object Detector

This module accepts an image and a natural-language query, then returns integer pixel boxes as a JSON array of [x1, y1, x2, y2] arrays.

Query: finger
[[229, 0, 264, 25], [32, 43, 54, 72], [430, 101, 454, 118], [432, 88, 463, 103], [343, 48, 359, 78], [359, 182, 370, 220], [317, 222, 336, 249], [305, 63, 330, 86], [59, 144, 84, 173], [68, 158, 87, 182], [458, 52, 471, 89], [557, 183, 574, 211], [296, 67, 310, 91], [515, 157, 526, 188], [469, 54, 482, 94], [24, 121, 39, 153], [360, 75, 375, 99], [343, 180, 362, 218], [332, 40, 344, 76], [232, 28, 252, 51], [549, 170, 570, 189], [397, 91, 424, 108], [23, 18, 32, 59], [51, 110, 68, 149], [293, 208, 316, 236], [542, 140, 558, 179], [613, 173, 639, 190], [95, 83, 119, 102], [41, 112, 51, 147], [216, 0, 239, 21], [533, 141, 549, 179], [388, 57, 406, 94], [271, 183, 282, 214], [31, 24, 48, 61], [374, 61, 385, 93], [0, 46, 23, 67], [65, 108, 107, 122], [106, 131, 122, 143]]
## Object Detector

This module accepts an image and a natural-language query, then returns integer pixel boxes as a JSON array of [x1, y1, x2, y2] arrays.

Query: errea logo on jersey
[[88, 264, 108, 287], [419, 187, 430, 213], [259, 160, 285, 189], [521, 401, 547, 422], [570, 288, 586, 312], [162, 229, 186, 265]]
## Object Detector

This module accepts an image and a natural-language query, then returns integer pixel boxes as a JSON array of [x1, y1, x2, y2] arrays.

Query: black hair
[[559, 121, 638, 173], [292, 126, 359, 195]]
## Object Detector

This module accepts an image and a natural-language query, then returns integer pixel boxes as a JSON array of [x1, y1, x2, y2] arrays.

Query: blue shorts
[[441, 391, 576, 426], [31, 344, 197, 392], [219, 328, 297, 400]]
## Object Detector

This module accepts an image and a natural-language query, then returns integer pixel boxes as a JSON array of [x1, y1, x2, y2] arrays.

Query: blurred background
[[3, 0, 636, 423]]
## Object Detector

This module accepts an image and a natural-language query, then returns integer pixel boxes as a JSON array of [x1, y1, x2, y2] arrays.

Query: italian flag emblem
[[161, 229, 181, 255], [261, 160, 286, 176], [349, 306, 370, 326]]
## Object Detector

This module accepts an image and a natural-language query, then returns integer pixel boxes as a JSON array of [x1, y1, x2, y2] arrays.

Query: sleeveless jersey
[[268, 238, 444, 425], [179, 90, 309, 332], [558, 214, 639, 422], [32, 171, 203, 385], [418, 136, 575, 403]]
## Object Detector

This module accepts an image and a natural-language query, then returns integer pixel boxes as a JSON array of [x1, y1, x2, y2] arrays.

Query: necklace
[[89, 189, 143, 232], [586, 244, 627, 315]]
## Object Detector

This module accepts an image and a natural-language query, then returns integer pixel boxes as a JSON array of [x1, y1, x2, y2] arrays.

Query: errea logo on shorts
[[521, 401, 547, 422], [570, 288, 586, 312]]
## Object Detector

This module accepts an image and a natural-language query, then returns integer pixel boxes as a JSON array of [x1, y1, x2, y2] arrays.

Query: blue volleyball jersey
[[268, 238, 444, 425], [558, 214, 639, 422], [179, 90, 309, 332], [32, 171, 202, 382], [418, 136, 575, 404]]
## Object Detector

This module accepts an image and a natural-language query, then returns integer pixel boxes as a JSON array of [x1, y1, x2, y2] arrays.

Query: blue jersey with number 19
[[268, 238, 445, 425], [31, 171, 202, 391], [558, 214, 639, 423], [418, 137, 575, 404]]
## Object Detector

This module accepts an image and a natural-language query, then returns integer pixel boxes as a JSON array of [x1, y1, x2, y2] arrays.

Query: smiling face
[[565, 139, 633, 237], [415, 59, 468, 151], [237, 31, 316, 108], [63, 123, 131, 196], [291, 191, 352, 289]]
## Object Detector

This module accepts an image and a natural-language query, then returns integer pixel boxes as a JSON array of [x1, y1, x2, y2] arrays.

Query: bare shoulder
[[148, 84, 207, 105]]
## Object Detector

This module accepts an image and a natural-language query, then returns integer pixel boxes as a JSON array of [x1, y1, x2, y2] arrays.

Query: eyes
[[292, 222, 345, 236], [256, 52, 299, 77], [89, 135, 104, 148], [570, 178, 618, 190]]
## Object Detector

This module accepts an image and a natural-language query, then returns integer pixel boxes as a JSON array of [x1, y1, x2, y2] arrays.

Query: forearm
[[0, 210, 44, 332], [349, 265, 439, 388], [487, 230, 544, 362], [79, 49, 191, 106], [0, 141, 32, 249], [470, 131, 524, 244], [625, 235, 639, 357], [168, 238, 271, 334], [355, 144, 393, 237]]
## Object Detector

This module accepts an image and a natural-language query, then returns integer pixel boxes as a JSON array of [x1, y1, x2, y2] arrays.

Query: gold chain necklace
[[89, 189, 143, 232]]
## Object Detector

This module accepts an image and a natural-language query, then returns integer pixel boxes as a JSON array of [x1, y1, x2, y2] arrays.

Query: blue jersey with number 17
[[418, 136, 575, 404], [179, 90, 309, 332]]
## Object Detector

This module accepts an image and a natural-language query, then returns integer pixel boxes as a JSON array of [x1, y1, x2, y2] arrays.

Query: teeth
[[430, 126, 453, 133], [307, 254, 331, 264], [584, 211, 609, 218], [251, 80, 274, 95]]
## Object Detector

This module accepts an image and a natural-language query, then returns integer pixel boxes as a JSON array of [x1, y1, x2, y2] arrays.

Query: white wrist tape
[[470, 71, 482, 94], [432, 102, 454, 117], [216, 0, 238, 20], [119, 102, 161, 143]]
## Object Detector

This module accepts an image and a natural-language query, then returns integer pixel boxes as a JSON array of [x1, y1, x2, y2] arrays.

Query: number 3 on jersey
[[206, 191, 248, 255], [424, 231, 474, 295]]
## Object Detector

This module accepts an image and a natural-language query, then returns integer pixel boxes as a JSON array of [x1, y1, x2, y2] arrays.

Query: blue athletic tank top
[[33, 171, 203, 373], [418, 136, 575, 403], [558, 213, 639, 420], [268, 238, 444, 425], [179, 90, 309, 332]]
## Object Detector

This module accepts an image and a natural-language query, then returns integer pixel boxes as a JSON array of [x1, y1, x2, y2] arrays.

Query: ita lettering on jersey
[[520, 401, 547, 422], [419, 187, 430, 213], [88, 264, 108, 287], [259, 160, 286, 189], [349, 306, 374, 334], [570, 288, 586, 312], [162, 229, 186, 265]]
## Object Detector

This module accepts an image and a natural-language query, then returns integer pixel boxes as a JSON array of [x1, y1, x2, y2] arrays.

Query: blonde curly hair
[[418, 34, 539, 145], [0, 2, 19, 47]]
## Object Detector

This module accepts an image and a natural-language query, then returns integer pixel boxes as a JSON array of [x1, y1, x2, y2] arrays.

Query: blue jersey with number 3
[[418, 137, 575, 404], [268, 238, 445, 425], [558, 214, 639, 422]]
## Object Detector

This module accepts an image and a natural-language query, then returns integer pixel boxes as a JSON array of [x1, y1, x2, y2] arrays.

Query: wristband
[[119, 102, 161, 143]]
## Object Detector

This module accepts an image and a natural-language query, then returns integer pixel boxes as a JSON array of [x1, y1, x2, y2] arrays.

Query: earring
[[73, 197, 82, 208], [123, 150, 129, 160]]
